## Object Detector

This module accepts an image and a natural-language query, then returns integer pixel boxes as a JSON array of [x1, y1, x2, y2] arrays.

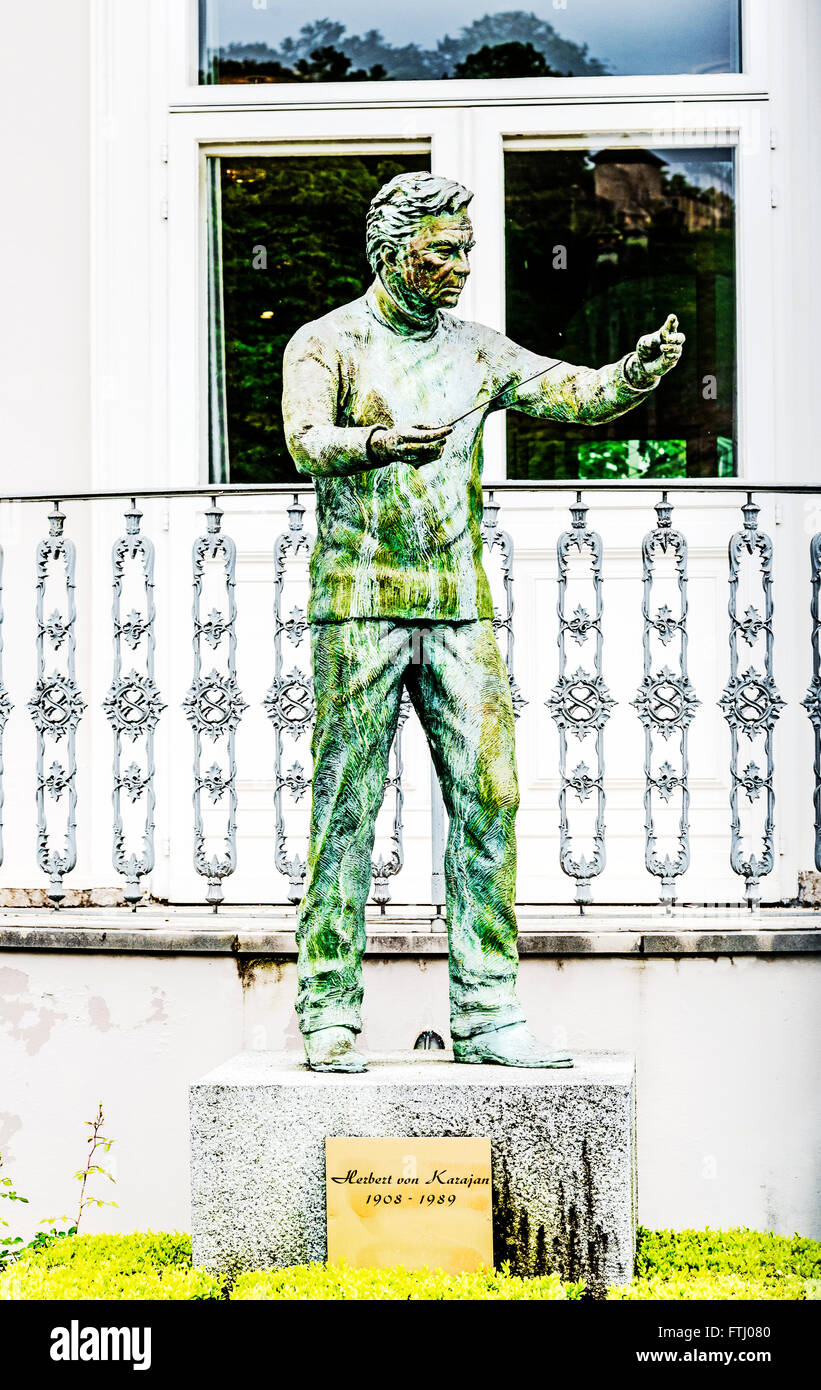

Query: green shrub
[[610, 1227, 821, 1301], [1, 1226, 818, 1301], [0, 1232, 221, 1302], [634, 1225, 821, 1281], [230, 1263, 582, 1301], [609, 1271, 809, 1301]]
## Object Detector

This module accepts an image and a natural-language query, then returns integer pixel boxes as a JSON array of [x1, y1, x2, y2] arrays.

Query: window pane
[[504, 147, 736, 479], [214, 153, 430, 484], [199, 1, 740, 83]]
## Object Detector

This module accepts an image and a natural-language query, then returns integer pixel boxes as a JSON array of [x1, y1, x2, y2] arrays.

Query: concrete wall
[[1, 950, 818, 1242]]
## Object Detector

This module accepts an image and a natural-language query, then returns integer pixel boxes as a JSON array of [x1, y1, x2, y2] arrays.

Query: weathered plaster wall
[[1, 951, 818, 1242]]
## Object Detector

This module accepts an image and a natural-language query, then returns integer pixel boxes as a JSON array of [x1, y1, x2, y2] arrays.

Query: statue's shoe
[[304, 1025, 368, 1073], [453, 1023, 573, 1069]]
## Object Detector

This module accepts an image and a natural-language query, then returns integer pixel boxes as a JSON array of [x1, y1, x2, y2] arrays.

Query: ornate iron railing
[[719, 499, 784, 905], [28, 505, 84, 905], [0, 480, 816, 912], [265, 493, 314, 903], [548, 494, 613, 908], [105, 501, 164, 907], [802, 531, 821, 875], [632, 494, 699, 906], [183, 499, 247, 906]]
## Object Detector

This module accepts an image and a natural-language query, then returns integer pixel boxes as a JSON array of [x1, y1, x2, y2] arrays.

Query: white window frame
[[165, 98, 772, 484], [473, 104, 772, 482], [169, 0, 769, 103], [90, 0, 777, 494]]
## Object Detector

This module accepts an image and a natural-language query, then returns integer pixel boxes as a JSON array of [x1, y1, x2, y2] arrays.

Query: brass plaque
[[325, 1136, 493, 1273]]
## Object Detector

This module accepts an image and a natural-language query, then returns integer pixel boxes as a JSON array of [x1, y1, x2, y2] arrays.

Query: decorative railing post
[[548, 493, 614, 908], [632, 494, 699, 908], [371, 688, 409, 910], [0, 544, 11, 867], [28, 504, 86, 905], [719, 495, 785, 906], [802, 532, 821, 871], [264, 494, 315, 903], [183, 498, 247, 907], [482, 489, 527, 717], [103, 500, 165, 908]]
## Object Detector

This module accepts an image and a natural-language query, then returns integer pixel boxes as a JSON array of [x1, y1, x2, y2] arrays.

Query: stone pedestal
[[190, 1050, 636, 1288]]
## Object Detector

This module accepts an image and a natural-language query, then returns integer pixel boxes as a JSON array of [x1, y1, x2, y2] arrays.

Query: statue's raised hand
[[368, 423, 452, 467], [628, 314, 685, 386]]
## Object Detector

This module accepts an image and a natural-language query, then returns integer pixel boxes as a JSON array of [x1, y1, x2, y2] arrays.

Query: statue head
[[365, 171, 474, 313]]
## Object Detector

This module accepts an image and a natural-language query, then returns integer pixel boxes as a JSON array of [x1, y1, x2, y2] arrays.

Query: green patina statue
[[282, 171, 684, 1072]]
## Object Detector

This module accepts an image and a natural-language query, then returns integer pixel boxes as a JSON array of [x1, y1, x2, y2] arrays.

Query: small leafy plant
[[0, 1101, 117, 1272], [0, 1156, 75, 1273], [0, 1155, 30, 1270], [74, 1102, 117, 1231]]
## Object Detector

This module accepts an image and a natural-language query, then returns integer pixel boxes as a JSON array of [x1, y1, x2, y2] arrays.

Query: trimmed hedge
[[609, 1271, 810, 1301], [0, 1233, 220, 1302], [231, 1265, 582, 1300], [610, 1226, 821, 1302], [1, 1226, 818, 1301], [635, 1225, 821, 1281]]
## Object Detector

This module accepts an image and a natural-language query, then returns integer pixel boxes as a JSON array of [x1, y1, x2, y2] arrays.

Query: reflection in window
[[504, 147, 736, 479], [210, 153, 429, 484], [199, 1, 740, 84]]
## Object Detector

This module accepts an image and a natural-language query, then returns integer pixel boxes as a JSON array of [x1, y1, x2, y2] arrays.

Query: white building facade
[[0, 0, 819, 1242]]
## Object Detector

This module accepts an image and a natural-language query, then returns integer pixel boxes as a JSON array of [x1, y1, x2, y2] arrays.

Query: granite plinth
[[190, 1050, 636, 1289]]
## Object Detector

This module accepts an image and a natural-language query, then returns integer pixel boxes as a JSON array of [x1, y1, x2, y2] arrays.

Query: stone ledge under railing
[[0, 904, 819, 958]]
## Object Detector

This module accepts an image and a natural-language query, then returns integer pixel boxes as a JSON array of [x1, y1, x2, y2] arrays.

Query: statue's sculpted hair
[[365, 171, 474, 275]]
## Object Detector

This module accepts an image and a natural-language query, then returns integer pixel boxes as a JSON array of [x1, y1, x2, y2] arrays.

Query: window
[[504, 146, 736, 479], [198, 1, 741, 83], [206, 138, 739, 483]]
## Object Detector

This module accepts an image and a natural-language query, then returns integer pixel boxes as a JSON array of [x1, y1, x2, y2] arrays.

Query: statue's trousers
[[295, 618, 527, 1040]]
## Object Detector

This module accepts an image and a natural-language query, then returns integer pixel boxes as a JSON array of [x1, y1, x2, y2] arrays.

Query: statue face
[[385, 213, 474, 309]]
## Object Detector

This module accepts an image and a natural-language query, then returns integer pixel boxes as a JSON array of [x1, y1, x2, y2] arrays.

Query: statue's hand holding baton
[[368, 355, 570, 468], [367, 313, 684, 467]]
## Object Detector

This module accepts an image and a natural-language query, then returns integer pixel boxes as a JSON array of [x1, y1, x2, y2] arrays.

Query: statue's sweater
[[282, 279, 657, 623]]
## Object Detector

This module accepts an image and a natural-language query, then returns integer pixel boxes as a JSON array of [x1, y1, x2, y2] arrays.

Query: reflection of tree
[[204, 12, 607, 83], [220, 156, 426, 483], [453, 41, 562, 79], [279, 19, 348, 61], [437, 12, 606, 75], [293, 47, 386, 82], [218, 43, 386, 83], [575, 439, 687, 480], [216, 56, 293, 82]]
